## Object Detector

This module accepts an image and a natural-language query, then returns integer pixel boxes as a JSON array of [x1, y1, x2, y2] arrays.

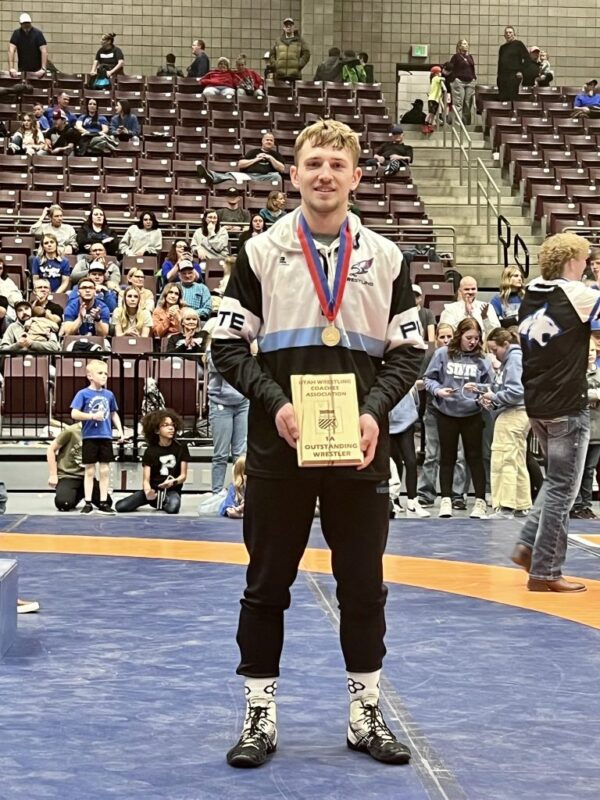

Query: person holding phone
[[424, 318, 494, 519]]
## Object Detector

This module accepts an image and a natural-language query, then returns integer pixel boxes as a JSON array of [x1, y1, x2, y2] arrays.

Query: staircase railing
[[442, 108, 473, 203], [476, 157, 503, 261]]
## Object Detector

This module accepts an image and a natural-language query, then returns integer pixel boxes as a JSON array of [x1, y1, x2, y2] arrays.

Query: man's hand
[[356, 413, 379, 470], [275, 402, 299, 448], [481, 302, 489, 320], [18, 334, 32, 349], [34, 69, 46, 79]]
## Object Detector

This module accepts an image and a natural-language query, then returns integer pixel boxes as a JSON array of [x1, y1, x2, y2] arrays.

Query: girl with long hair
[[259, 191, 287, 225], [8, 112, 44, 155], [219, 454, 247, 518], [152, 283, 185, 338], [238, 214, 265, 251], [76, 206, 119, 256], [490, 267, 525, 326], [119, 211, 162, 256], [160, 239, 202, 285], [31, 232, 71, 293], [191, 209, 229, 260], [112, 286, 151, 337]]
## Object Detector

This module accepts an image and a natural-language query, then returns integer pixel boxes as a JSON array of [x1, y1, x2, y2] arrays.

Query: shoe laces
[[354, 702, 395, 743], [243, 703, 275, 745]]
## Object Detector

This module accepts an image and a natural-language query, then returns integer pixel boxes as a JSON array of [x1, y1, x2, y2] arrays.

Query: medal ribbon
[[298, 213, 352, 324]]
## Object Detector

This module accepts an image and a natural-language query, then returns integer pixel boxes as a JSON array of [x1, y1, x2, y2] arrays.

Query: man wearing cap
[[68, 263, 118, 314], [42, 110, 81, 155], [197, 131, 285, 188], [70, 243, 121, 292], [572, 81, 600, 119], [371, 125, 413, 176], [0, 300, 59, 353], [61, 278, 110, 338], [217, 187, 251, 232], [269, 18, 310, 83], [8, 13, 47, 78], [178, 261, 212, 321]]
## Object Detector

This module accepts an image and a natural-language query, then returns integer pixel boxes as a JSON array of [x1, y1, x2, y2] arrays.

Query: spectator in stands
[[571, 80, 600, 119], [571, 326, 600, 519], [47, 422, 112, 511], [90, 32, 124, 81], [400, 99, 426, 125], [41, 110, 81, 156], [177, 261, 212, 320], [197, 56, 239, 100], [119, 212, 162, 257], [110, 98, 140, 140], [423, 66, 445, 135], [33, 101, 49, 131], [313, 47, 343, 82], [440, 275, 501, 337], [191, 210, 229, 260], [76, 207, 119, 257], [31, 232, 71, 293], [0, 256, 23, 334], [71, 242, 121, 291], [587, 247, 600, 288], [68, 261, 118, 314], [536, 50, 554, 87], [152, 283, 185, 338], [188, 38, 210, 78], [30, 204, 77, 253], [8, 112, 44, 155], [112, 286, 152, 337], [122, 267, 155, 312], [217, 187, 251, 231], [412, 284, 435, 341], [522, 46, 542, 88], [341, 50, 366, 85], [116, 409, 188, 514], [75, 98, 115, 155], [490, 266, 524, 327], [8, 13, 47, 78], [197, 131, 285, 188], [370, 124, 413, 175], [497, 26, 529, 101], [61, 277, 110, 338], [269, 17, 310, 82], [235, 54, 265, 100], [237, 213, 265, 252], [44, 92, 77, 126], [160, 240, 202, 286], [210, 255, 236, 312], [447, 39, 477, 126], [389, 385, 430, 518], [167, 307, 207, 354], [157, 52, 183, 78], [424, 317, 494, 519], [30, 278, 63, 325], [259, 191, 287, 226], [0, 299, 59, 352]]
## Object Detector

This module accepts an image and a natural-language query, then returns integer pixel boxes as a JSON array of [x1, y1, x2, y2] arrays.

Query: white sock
[[244, 677, 278, 706], [347, 669, 381, 704]]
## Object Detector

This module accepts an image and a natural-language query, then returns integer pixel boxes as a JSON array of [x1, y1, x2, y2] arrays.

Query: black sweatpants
[[389, 426, 417, 499], [236, 475, 390, 678], [54, 477, 106, 511], [436, 411, 486, 499], [497, 73, 521, 101]]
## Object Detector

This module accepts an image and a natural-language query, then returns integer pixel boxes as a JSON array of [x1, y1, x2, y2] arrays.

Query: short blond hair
[[294, 119, 361, 168], [86, 359, 108, 375], [538, 233, 590, 280]]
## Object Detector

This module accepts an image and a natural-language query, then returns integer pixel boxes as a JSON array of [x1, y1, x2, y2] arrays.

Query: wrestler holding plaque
[[212, 119, 425, 769]]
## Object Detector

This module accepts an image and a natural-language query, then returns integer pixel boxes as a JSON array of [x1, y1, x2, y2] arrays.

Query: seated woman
[[75, 98, 114, 155], [119, 211, 163, 257], [110, 98, 140, 139], [8, 113, 45, 155], [152, 283, 185, 338], [30, 204, 77, 254], [76, 206, 119, 257], [490, 266, 525, 328], [30, 233, 71, 293], [121, 267, 156, 312], [237, 213, 265, 251], [235, 53, 265, 100], [115, 409, 189, 515], [259, 191, 287, 226], [112, 286, 152, 337], [160, 239, 203, 286], [166, 307, 207, 354], [191, 209, 229, 260], [197, 56, 239, 99]]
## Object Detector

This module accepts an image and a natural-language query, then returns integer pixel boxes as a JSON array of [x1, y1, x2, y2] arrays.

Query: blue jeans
[[573, 442, 600, 509], [519, 411, 590, 580], [210, 399, 249, 493], [417, 409, 468, 502]]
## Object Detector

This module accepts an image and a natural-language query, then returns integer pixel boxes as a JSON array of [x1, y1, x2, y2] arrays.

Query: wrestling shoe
[[227, 701, 277, 768], [347, 698, 411, 764], [439, 497, 453, 518], [80, 502, 93, 514], [96, 502, 116, 516]]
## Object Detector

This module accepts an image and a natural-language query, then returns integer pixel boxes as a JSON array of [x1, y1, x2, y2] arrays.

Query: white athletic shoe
[[438, 497, 453, 518], [406, 499, 430, 518], [470, 498, 488, 519]]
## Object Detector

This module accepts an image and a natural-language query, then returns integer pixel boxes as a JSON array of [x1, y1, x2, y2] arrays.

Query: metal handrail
[[476, 157, 502, 260], [497, 214, 511, 269], [447, 110, 473, 204], [513, 233, 530, 278]]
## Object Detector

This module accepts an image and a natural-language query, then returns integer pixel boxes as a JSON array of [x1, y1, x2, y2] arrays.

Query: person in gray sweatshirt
[[424, 318, 494, 519], [480, 328, 531, 517]]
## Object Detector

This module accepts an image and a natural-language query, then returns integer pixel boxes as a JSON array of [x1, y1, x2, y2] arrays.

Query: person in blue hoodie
[[480, 328, 531, 518], [424, 317, 494, 519], [388, 386, 430, 518], [489, 267, 525, 328]]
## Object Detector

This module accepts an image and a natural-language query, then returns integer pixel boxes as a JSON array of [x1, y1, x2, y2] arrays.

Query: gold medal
[[321, 325, 341, 346]]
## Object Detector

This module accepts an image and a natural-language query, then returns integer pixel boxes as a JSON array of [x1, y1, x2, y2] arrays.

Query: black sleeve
[[95, 48, 102, 61], [35, 30, 47, 47], [0, 296, 8, 310], [114, 47, 124, 61]]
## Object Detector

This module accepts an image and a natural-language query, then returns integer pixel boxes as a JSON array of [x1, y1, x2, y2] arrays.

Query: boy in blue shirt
[[70, 359, 124, 515]]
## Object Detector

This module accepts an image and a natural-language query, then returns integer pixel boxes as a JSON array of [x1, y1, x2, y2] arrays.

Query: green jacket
[[269, 35, 310, 80]]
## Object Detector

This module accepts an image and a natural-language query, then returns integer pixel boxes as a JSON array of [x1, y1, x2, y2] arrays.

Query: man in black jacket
[[187, 38, 209, 78], [497, 26, 529, 101], [313, 47, 342, 82]]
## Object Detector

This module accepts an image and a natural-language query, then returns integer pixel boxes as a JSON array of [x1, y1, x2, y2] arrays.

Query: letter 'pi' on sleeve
[[386, 253, 426, 352]]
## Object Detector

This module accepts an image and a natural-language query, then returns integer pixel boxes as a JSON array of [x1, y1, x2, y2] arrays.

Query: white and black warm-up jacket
[[211, 208, 426, 481]]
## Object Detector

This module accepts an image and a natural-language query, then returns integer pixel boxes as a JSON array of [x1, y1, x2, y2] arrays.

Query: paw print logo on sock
[[347, 678, 366, 694], [264, 681, 277, 696]]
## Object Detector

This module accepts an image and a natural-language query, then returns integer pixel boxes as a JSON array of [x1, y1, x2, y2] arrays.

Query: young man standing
[[212, 119, 424, 768], [497, 26, 529, 101], [513, 232, 599, 592]]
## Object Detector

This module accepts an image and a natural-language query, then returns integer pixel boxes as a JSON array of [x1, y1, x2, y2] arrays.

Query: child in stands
[[70, 359, 123, 515], [423, 66, 445, 136], [219, 454, 246, 518]]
